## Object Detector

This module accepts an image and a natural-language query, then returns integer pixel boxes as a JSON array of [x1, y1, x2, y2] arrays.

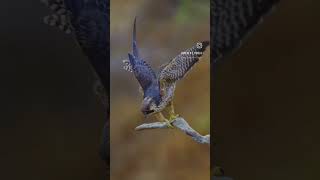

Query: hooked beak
[[141, 97, 154, 116], [142, 109, 154, 116]]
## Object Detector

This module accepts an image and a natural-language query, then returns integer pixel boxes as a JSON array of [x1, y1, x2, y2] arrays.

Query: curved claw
[[169, 113, 180, 122], [165, 119, 174, 129]]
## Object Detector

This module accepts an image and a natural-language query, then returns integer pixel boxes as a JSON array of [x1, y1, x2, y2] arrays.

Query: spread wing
[[128, 18, 157, 92], [211, 0, 280, 63], [158, 41, 209, 82], [128, 54, 157, 92]]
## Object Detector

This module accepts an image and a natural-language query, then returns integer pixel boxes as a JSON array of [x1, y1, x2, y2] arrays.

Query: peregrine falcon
[[123, 18, 209, 127]]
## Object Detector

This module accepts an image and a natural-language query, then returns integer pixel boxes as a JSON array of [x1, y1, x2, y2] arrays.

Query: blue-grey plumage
[[132, 17, 139, 58], [126, 18, 209, 117], [128, 19, 161, 115]]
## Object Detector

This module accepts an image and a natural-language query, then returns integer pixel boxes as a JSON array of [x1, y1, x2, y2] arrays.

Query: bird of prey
[[41, 0, 109, 163], [211, 0, 280, 63], [123, 18, 209, 127]]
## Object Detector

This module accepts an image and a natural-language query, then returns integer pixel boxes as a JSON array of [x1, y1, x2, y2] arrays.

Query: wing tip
[[132, 17, 139, 58], [128, 53, 135, 64], [198, 41, 210, 51]]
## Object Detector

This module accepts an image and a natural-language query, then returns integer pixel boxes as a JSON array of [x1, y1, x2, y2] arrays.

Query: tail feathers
[[43, 14, 72, 34]]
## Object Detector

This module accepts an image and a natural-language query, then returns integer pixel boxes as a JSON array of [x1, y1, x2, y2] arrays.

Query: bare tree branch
[[135, 117, 210, 144]]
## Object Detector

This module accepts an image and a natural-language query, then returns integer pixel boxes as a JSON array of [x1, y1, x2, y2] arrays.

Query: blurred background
[[1, 0, 320, 180], [0, 1, 107, 180], [110, 0, 210, 180], [213, 0, 320, 180]]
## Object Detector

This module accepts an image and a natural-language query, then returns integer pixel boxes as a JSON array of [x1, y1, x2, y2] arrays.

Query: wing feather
[[128, 53, 157, 92], [128, 18, 157, 92], [159, 41, 209, 82], [211, 0, 280, 63], [63, 0, 109, 88]]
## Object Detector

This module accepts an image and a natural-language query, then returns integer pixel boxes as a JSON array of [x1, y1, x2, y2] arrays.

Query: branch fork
[[135, 117, 210, 144]]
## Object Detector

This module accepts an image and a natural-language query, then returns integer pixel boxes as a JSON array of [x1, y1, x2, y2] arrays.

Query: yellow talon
[[165, 119, 174, 128], [169, 113, 179, 121], [154, 112, 174, 128]]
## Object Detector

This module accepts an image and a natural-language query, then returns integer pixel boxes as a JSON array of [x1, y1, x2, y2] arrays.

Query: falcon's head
[[141, 90, 161, 115]]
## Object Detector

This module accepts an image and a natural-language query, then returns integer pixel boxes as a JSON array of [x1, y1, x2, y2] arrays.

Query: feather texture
[[127, 19, 161, 105], [159, 41, 209, 82], [211, 0, 280, 62], [63, 0, 109, 88]]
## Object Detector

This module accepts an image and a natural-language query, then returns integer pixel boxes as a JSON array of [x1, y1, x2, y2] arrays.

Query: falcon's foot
[[169, 113, 179, 121], [168, 101, 179, 124], [154, 112, 174, 128], [164, 119, 174, 129], [166, 113, 179, 128]]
